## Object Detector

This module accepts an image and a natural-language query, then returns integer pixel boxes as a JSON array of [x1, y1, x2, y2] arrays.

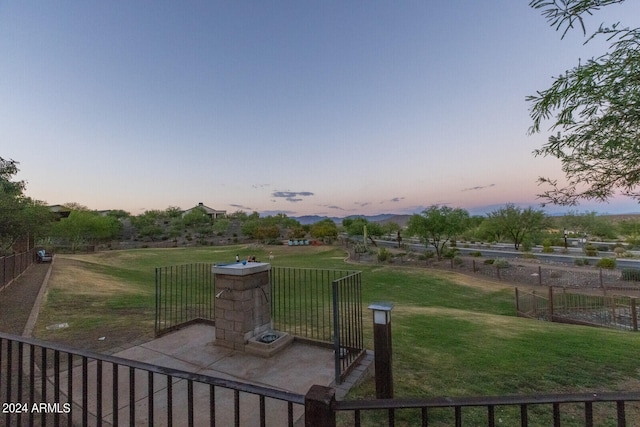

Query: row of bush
[[374, 246, 640, 284]]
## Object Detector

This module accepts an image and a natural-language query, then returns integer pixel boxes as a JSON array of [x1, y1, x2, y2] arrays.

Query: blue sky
[[2, 1, 640, 217]]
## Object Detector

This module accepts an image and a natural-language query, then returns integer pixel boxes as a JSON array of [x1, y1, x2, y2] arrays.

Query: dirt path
[[0, 262, 59, 427], [0, 262, 50, 335]]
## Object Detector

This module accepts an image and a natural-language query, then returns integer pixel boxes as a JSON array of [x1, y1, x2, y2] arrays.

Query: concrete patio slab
[[56, 323, 372, 426]]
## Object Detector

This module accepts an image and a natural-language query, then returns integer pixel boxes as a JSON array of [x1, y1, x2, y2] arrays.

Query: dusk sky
[[3, 1, 640, 217]]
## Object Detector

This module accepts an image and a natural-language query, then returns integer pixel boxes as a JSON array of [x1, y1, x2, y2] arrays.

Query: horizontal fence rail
[[0, 249, 36, 290], [333, 391, 640, 427], [0, 332, 305, 427], [155, 263, 215, 336], [516, 287, 639, 331]]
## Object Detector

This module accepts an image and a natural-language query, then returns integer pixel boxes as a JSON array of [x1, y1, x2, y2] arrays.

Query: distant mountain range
[[292, 210, 640, 226], [293, 214, 410, 226]]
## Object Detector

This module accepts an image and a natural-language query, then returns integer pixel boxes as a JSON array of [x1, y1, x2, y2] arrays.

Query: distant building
[[183, 202, 226, 220], [48, 205, 71, 219]]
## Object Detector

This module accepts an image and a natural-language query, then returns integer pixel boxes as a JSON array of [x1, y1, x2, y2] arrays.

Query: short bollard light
[[368, 302, 394, 399]]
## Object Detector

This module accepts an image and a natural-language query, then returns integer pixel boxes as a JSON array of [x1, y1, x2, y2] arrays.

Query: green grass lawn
[[35, 244, 640, 425]]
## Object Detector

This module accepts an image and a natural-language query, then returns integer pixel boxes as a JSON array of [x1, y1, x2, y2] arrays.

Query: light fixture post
[[368, 302, 394, 399]]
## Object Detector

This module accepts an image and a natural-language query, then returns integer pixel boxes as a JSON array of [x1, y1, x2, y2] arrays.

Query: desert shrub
[[574, 258, 590, 266], [621, 269, 640, 282], [521, 240, 533, 252], [549, 271, 562, 279], [484, 259, 495, 265], [596, 258, 616, 269], [521, 252, 537, 259], [584, 244, 598, 256], [449, 240, 457, 247], [453, 256, 464, 266], [597, 245, 610, 252], [470, 251, 482, 257], [542, 245, 554, 253], [354, 243, 368, 254], [494, 259, 510, 269], [377, 248, 390, 263], [614, 247, 626, 257], [442, 248, 459, 259], [418, 251, 435, 261]]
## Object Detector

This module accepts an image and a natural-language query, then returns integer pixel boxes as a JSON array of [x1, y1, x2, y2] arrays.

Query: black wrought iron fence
[[332, 391, 640, 427], [269, 267, 364, 384], [516, 287, 640, 331], [269, 267, 353, 342], [4, 332, 640, 427], [154, 265, 365, 385], [0, 332, 305, 427], [0, 249, 35, 289], [154, 263, 215, 336]]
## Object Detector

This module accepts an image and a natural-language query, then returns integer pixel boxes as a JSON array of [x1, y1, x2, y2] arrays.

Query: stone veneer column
[[212, 262, 271, 350]]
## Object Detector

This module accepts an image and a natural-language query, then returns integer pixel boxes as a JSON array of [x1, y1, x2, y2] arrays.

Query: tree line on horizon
[[4, 156, 640, 256]]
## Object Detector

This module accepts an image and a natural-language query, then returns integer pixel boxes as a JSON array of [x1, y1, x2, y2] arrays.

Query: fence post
[[496, 265, 501, 280], [515, 288, 520, 314], [548, 287, 554, 322], [600, 269, 604, 288], [472, 259, 476, 273], [632, 298, 638, 332], [305, 385, 336, 427], [538, 266, 542, 286]]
